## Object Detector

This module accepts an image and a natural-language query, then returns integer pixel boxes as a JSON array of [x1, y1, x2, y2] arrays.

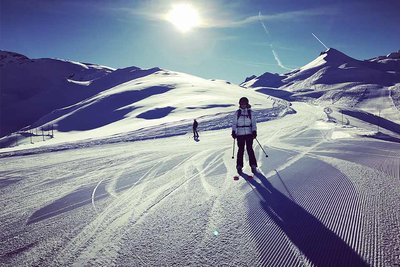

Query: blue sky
[[1, 0, 399, 84]]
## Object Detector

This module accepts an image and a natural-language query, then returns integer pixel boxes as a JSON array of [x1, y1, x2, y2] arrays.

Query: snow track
[[1, 102, 399, 266]]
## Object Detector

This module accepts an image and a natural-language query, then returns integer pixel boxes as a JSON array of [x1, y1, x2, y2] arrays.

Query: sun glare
[[166, 3, 200, 33]]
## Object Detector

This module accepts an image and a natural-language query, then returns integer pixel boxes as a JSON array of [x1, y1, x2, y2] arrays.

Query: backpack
[[237, 109, 252, 120], [236, 109, 253, 129]]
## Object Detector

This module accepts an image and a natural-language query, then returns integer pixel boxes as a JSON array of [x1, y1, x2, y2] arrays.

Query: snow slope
[[0, 51, 293, 149], [1, 49, 399, 266], [242, 48, 400, 124], [0, 51, 114, 137], [0, 102, 398, 266]]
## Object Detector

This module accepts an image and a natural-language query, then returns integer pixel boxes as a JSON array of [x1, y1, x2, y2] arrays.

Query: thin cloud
[[202, 7, 337, 28], [113, 3, 336, 29]]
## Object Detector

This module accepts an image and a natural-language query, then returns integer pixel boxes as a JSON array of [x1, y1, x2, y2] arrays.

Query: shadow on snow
[[27, 183, 108, 225], [56, 85, 173, 131], [341, 109, 400, 135], [243, 171, 368, 267], [136, 106, 176, 120]]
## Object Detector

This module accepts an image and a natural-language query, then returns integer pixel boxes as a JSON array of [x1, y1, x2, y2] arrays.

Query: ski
[[233, 171, 253, 181]]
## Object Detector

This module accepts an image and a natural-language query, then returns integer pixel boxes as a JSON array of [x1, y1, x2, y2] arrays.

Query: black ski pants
[[236, 134, 257, 168], [193, 127, 199, 139]]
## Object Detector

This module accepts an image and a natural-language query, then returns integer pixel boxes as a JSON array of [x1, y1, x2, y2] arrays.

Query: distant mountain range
[[0, 51, 114, 137], [1, 48, 399, 140], [0, 51, 178, 137], [0, 51, 274, 141], [241, 48, 400, 118]]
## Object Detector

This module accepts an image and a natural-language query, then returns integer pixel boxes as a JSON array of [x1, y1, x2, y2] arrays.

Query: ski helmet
[[239, 97, 249, 105]]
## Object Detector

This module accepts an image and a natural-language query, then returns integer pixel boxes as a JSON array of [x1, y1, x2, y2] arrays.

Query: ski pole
[[255, 138, 268, 157], [232, 138, 235, 159]]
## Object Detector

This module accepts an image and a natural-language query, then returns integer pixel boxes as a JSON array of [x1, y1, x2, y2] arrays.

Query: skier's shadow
[[245, 171, 368, 267]]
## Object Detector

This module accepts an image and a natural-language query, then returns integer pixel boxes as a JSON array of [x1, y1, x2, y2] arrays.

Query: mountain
[[0, 51, 285, 148], [26, 70, 278, 140], [0, 51, 114, 137], [242, 48, 400, 88], [1, 54, 400, 267], [241, 48, 400, 122]]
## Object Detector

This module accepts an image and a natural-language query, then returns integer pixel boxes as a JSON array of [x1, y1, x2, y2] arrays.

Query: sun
[[166, 3, 201, 33]]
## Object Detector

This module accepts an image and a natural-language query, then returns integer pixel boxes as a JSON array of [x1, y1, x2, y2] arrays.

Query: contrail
[[312, 32, 329, 50], [258, 11, 292, 71], [272, 49, 292, 71], [258, 11, 270, 36]]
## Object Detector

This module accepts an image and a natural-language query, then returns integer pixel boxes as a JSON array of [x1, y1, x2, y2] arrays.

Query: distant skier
[[231, 97, 258, 173], [193, 119, 199, 140]]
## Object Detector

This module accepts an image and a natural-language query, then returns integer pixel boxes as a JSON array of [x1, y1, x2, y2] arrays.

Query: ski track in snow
[[1, 103, 399, 266]]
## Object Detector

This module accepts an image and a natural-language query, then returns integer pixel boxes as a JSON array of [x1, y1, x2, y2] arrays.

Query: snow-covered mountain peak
[[367, 50, 400, 72], [322, 48, 357, 62], [240, 48, 400, 122], [0, 51, 132, 137], [298, 48, 359, 72], [386, 50, 400, 59], [369, 50, 400, 61]]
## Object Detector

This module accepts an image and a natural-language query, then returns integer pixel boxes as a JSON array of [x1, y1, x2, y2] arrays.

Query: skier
[[231, 97, 258, 173], [193, 119, 199, 140]]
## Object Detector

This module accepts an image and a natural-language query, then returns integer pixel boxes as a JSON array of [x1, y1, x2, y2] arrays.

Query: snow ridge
[[241, 48, 400, 125]]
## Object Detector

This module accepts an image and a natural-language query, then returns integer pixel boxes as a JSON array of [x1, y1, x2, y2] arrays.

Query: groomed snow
[[1, 102, 399, 266]]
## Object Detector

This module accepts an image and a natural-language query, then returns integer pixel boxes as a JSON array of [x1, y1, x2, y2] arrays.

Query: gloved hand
[[231, 131, 237, 139], [252, 131, 257, 139]]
